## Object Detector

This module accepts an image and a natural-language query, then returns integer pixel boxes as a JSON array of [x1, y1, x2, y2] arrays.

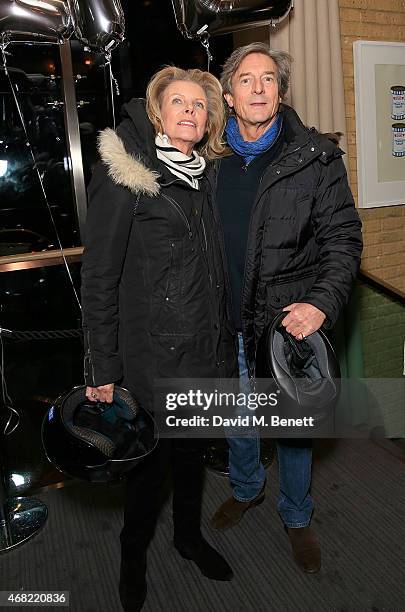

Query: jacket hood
[[280, 104, 343, 160], [119, 98, 157, 161], [97, 98, 161, 197]]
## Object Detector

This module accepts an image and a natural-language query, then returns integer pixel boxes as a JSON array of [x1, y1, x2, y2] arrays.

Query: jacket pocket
[[165, 238, 183, 303], [265, 264, 319, 311], [150, 238, 184, 333]]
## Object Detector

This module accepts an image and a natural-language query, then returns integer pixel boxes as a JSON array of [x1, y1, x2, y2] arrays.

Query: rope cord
[[0, 328, 83, 341]]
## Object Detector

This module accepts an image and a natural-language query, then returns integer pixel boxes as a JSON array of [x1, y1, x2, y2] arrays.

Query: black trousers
[[120, 437, 205, 580]]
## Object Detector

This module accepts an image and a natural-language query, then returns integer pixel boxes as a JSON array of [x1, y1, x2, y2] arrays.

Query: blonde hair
[[146, 66, 226, 160]]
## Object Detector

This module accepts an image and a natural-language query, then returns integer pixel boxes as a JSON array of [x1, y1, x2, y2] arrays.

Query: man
[[210, 43, 362, 573]]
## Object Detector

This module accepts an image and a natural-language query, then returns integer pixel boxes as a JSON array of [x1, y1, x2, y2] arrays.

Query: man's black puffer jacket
[[81, 99, 238, 412], [210, 105, 363, 375]]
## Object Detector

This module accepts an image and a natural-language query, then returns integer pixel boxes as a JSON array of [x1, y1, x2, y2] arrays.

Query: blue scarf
[[225, 114, 282, 164]]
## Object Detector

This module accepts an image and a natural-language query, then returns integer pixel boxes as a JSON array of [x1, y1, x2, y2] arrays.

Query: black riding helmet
[[257, 312, 341, 423], [42, 386, 158, 483]]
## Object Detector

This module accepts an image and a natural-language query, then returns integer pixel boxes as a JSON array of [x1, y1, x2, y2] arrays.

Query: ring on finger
[[91, 392, 97, 399], [300, 332, 307, 340]]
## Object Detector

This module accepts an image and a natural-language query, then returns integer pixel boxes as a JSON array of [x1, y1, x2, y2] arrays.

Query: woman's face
[[159, 80, 208, 155]]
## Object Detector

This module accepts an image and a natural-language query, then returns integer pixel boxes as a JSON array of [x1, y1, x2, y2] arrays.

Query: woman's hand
[[86, 384, 114, 403]]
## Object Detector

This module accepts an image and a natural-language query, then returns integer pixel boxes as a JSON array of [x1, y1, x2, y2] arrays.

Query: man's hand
[[86, 383, 114, 403], [281, 303, 326, 340]]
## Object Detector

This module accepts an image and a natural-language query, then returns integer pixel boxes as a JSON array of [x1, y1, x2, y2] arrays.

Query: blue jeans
[[225, 333, 314, 527]]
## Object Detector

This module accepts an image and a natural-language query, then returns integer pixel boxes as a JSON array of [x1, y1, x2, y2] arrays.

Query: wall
[[339, 0, 405, 387], [358, 282, 405, 377], [339, 0, 405, 291]]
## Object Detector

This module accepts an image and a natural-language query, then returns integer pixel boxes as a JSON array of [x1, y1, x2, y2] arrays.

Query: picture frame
[[353, 41, 405, 209]]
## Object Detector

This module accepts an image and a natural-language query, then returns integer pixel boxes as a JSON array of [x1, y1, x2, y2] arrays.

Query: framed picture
[[354, 41, 405, 208]]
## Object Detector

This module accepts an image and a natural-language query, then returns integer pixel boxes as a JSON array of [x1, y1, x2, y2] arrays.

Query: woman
[[80, 67, 237, 611]]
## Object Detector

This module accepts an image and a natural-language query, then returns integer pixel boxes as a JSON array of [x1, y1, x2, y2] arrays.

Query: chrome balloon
[[0, 0, 73, 45], [171, 0, 293, 39], [69, 0, 125, 52]]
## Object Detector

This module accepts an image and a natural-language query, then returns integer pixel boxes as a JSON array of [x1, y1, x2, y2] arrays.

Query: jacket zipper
[[201, 217, 213, 286], [271, 267, 319, 286], [207, 164, 236, 332], [161, 192, 192, 237], [239, 158, 278, 381], [201, 217, 208, 252], [85, 328, 96, 386], [163, 189, 220, 362], [133, 193, 141, 215], [240, 143, 319, 379]]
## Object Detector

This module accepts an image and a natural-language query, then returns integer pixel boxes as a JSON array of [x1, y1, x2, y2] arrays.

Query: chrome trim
[[59, 41, 88, 242], [0, 248, 83, 273]]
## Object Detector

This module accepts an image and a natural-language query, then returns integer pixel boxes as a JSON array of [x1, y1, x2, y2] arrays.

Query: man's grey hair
[[220, 42, 292, 100]]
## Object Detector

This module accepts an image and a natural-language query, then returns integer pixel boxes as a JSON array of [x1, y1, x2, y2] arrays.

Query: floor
[[2, 438, 405, 612]]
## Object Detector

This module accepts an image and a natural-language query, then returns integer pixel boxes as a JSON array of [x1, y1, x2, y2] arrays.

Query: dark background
[[116, 0, 234, 101]]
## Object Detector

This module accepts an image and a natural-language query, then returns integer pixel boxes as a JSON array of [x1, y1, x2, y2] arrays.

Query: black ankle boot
[[174, 535, 233, 581], [119, 554, 147, 612], [119, 583, 146, 612]]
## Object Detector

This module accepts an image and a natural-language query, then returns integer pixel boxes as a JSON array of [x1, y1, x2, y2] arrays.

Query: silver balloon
[[70, 0, 125, 52], [0, 0, 73, 45], [171, 0, 293, 39]]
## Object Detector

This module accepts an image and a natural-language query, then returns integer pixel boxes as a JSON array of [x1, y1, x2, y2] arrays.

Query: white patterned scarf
[[155, 133, 206, 190]]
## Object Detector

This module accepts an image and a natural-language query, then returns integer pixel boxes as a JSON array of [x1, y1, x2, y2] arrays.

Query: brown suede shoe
[[210, 483, 266, 531], [287, 526, 321, 573]]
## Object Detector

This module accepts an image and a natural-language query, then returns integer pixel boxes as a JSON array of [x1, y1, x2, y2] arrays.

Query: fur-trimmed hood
[[97, 98, 165, 197], [97, 128, 160, 197]]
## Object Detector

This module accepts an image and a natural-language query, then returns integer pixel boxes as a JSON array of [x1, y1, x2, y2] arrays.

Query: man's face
[[225, 53, 281, 134]]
